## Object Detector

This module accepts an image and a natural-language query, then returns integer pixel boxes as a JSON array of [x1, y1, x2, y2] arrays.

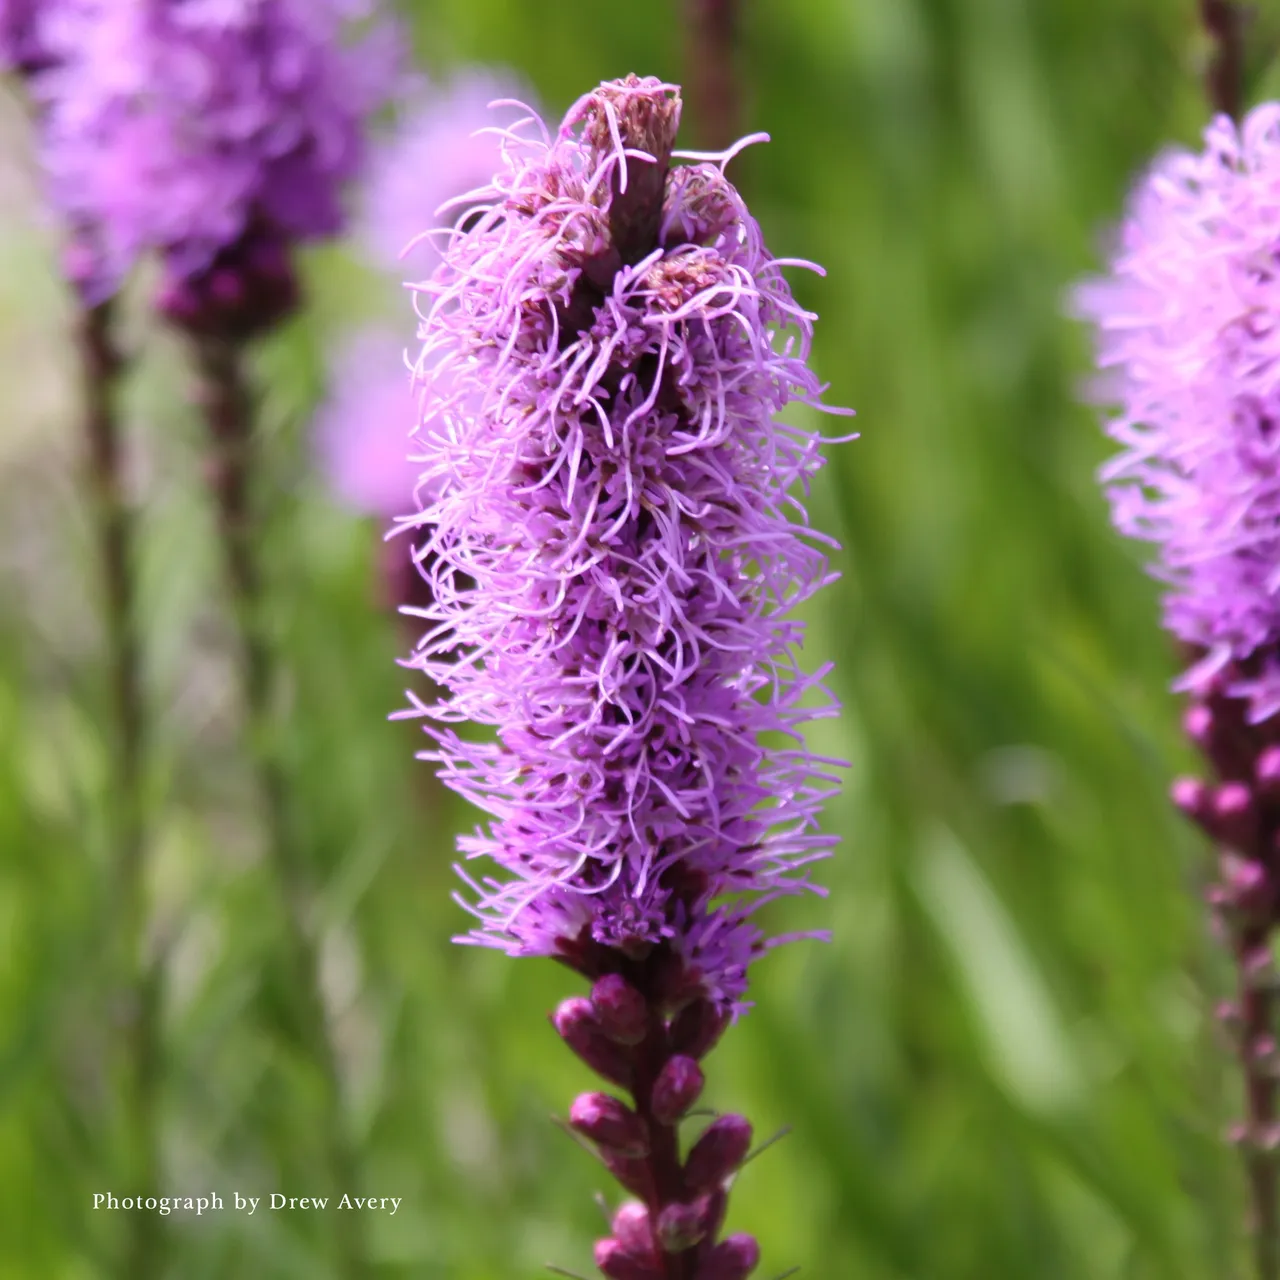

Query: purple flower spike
[[1075, 105, 1280, 723], [35, 0, 400, 308], [401, 71, 846, 1007], [400, 74, 847, 1279]]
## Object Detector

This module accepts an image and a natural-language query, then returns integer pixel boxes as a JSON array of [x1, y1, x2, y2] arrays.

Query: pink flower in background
[[315, 68, 540, 537], [314, 328, 420, 518], [359, 67, 539, 271], [1077, 105, 1280, 720]]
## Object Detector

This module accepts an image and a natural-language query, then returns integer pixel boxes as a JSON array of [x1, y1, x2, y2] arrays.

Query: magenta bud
[[684, 1115, 753, 1193], [695, 1233, 761, 1279], [1258, 746, 1280, 795], [553, 997, 633, 1087], [651, 1054, 704, 1124], [1183, 703, 1213, 745], [602, 1149, 653, 1200], [593, 974, 650, 1044], [655, 1201, 705, 1253], [1214, 782, 1257, 849], [570, 1092, 650, 1157], [669, 998, 729, 1060], [1222, 852, 1267, 900], [1170, 777, 1209, 822], [611, 1201, 655, 1257], [595, 1237, 663, 1280]]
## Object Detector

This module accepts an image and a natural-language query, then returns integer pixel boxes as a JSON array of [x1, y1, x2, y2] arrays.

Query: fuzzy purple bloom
[[1076, 104, 1280, 721], [398, 76, 847, 1010], [34, 0, 399, 304]]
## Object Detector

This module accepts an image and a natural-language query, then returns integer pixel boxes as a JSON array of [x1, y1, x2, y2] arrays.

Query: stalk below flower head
[[398, 74, 848, 1277], [1076, 105, 1280, 721], [33, 0, 399, 327]]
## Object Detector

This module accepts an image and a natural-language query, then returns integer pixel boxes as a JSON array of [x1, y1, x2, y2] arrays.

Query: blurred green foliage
[[0, 0, 1267, 1276]]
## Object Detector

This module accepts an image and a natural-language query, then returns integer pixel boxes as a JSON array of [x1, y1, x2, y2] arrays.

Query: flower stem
[[191, 333, 369, 1280], [78, 298, 164, 1279], [1199, 0, 1248, 121], [684, 0, 743, 152], [1237, 923, 1279, 1280]]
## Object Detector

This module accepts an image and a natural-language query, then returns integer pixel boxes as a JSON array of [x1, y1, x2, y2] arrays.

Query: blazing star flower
[[399, 74, 847, 1277], [34, 0, 399, 309], [401, 74, 845, 1006], [1076, 104, 1280, 721]]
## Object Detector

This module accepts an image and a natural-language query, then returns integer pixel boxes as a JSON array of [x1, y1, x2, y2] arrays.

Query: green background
[[0, 0, 1268, 1275]]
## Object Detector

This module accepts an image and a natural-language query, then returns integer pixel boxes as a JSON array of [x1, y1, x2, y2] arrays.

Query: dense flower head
[[34, 0, 399, 303], [398, 75, 847, 1008], [1077, 104, 1280, 720]]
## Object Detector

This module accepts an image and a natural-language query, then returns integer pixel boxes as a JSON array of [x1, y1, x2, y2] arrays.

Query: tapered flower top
[[1077, 105, 1280, 720], [401, 75, 845, 1010], [35, 0, 398, 310]]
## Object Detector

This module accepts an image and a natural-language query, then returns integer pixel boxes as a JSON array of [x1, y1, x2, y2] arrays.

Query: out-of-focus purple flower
[[0, 0, 47, 73], [34, 0, 400, 305], [399, 75, 848, 1010], [1076, 105, 1280, 721], [359, 67, 539, 273], [315, 329, 420, 518]]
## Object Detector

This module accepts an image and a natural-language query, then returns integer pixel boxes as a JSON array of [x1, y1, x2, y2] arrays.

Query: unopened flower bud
[[553, 997, 633, 1087], [602, 1150, 653, 1200], [655, 1201, 705, 1252], [593, 974, 650, 1045], [684, 1114, 753, 1192], [1213, 782, 1256, 850], [651, 1054, 704, 1124], [669, 998, 729, 1059], [570, 1092, 650, 1157], [595, 1237, 664, 1280], [611, 1201, 655, 1257], [1183, 703, 1214, 745], [1258, 746, 1280, 796], [695, 1233, 761, 1279], [1170, 776, 1209, 823]]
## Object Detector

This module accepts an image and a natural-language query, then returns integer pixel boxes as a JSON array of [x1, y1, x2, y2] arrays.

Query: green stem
[[78, 298, 164, 1279], [1199, 0, 1247, 121], [191, 333, 369, 1280]]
